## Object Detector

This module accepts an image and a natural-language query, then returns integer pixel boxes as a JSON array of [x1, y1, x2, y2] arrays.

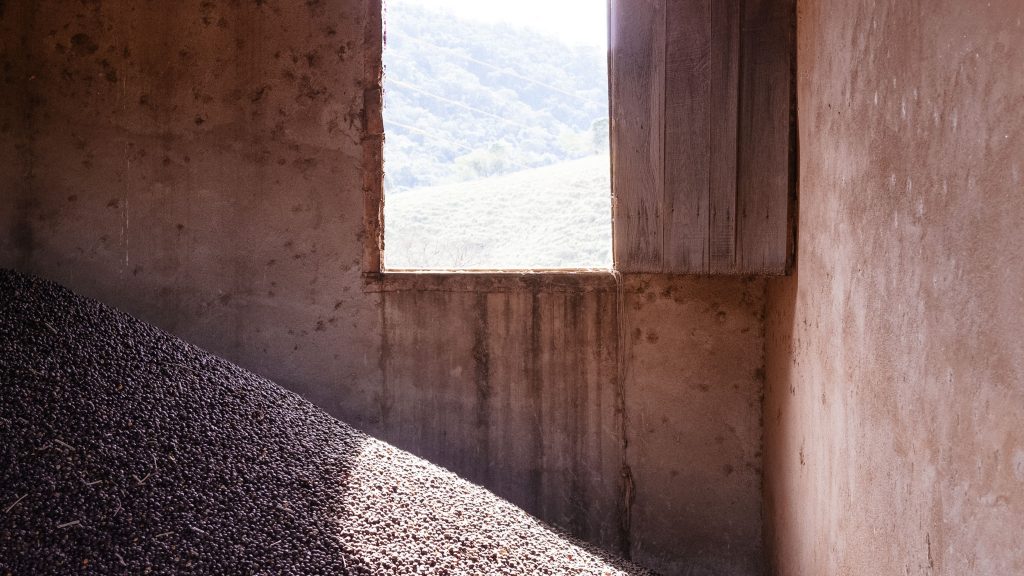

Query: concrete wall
[[764, 1, 1024, 574], [0, 1, 767, 573]]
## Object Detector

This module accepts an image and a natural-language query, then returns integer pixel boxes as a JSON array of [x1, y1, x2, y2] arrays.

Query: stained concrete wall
[[0, 1, 766, 574], [764, 1, 1024, 574]]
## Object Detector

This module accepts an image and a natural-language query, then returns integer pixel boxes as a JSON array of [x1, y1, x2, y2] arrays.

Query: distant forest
[[383, 1, 609, 191]]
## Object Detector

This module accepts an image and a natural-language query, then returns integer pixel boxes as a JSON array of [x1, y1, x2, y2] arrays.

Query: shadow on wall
[[762, 268, 798, 573]]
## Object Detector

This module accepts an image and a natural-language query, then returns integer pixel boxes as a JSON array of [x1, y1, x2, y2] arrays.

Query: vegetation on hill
[[383, 0, 609, 191], [384, 155, 612, 269]]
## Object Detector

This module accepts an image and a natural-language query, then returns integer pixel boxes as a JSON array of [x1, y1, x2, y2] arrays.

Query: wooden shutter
[[611, 0, 793, 274]]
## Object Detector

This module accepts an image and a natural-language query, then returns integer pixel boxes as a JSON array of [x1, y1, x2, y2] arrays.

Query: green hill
[[384, 154, 612, 270], [383, 0, 609, 191]]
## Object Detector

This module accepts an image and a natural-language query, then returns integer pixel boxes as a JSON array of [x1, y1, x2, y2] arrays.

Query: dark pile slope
[[0, 270, 650, 575]]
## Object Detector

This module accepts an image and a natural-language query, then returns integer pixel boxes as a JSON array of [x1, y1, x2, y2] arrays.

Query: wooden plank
[[737, 0, 793, 273], [708, 0, 742, 273], [663, 0, 711, 273], [611, 0, 666, 273]]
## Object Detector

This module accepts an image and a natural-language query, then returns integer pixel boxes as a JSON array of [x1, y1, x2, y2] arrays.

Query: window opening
[[382, 0, 612, 271]]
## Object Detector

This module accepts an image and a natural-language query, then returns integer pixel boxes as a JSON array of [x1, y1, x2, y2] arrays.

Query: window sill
[[361, 270, 619, 294]]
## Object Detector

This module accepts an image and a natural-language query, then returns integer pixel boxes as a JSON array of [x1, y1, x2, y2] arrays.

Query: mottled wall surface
[[0, 1, 766, 574], [623, 276, 765, 575], [0, 0, 383, 431], [765, 1, 1024, 574]]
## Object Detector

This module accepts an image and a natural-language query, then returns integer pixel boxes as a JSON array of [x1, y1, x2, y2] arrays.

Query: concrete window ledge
[[362, 271, 620, 294]]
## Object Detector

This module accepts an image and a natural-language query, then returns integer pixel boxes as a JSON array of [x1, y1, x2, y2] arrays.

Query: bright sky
[[390, 0, 608, 48]]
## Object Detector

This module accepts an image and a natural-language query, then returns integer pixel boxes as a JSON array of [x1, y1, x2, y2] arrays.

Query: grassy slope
[[383, 154, 612, 270]]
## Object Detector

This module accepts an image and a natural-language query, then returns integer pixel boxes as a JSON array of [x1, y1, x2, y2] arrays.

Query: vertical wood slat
[[611, 0, 790, 275], [737, 0, 793, 273], [708, 0, 742, 273], [663, 0, 711, 272], [611, 0, 666, 273]]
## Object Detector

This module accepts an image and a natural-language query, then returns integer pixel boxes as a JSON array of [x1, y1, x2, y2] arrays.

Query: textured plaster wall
[[0, 1, 766, 574], [764, 1, 1024, 574]]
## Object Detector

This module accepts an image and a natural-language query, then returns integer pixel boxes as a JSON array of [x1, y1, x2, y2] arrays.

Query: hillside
[[383, 0, 609, 190], [384, 154, 612, 270], [382, 1, 611, 269]]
